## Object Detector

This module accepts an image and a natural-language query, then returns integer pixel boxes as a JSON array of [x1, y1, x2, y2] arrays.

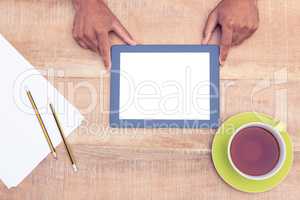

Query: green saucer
[[212, 112, 293, 193]]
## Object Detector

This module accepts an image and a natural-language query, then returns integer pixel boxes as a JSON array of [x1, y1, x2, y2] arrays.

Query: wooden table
[[0, 0, 299, 199]]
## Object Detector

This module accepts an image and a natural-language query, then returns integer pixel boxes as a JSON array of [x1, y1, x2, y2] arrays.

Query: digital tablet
[[110, 45, 219, 128]]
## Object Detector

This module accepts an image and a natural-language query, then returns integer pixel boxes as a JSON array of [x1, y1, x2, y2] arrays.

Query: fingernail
[[219, 57, 225, 66]]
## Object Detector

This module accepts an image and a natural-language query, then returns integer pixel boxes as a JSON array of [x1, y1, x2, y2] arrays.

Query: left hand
[[202, 0, 259, 65], [72, 0, 136, 69]]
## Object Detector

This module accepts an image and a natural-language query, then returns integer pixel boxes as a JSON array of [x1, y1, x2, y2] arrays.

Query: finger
[[82, 33, 97, 51], [97, 33, 111, 69], [74, 31, 88, 49], [112, 20, 137, 45], [72, 12, 79, 38], [79, 36, 95, 50], [202, 10, 218, 44], [84, 30, 98, 52], [219, 25, 233, 65], [232, 27, 251, 46], [241, 25, 258, 43], [78, 15, 97, 50], [73, 13, 89, 49], [72, 13, 83, 46], [78, 40, 88, 49]]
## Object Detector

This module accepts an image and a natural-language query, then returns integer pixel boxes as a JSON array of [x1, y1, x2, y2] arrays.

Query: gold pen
[[49, 103, 78, 172], [26, 90, 57, 159]]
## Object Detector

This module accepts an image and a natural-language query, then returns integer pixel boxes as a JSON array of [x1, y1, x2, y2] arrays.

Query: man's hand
[[202, 0, 259, 65], [72, 0, 137, 69]]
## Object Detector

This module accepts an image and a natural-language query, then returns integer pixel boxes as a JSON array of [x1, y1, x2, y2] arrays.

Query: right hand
[[202, 0, 259, 65], [72, 0, 137, 69]]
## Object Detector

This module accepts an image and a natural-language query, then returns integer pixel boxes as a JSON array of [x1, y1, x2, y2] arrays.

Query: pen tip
[[72, 164, 78, 172], [53, 152, 57, 159]]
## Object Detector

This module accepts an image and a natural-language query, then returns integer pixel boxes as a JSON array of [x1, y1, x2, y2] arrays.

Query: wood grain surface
[[0, 0, 299, 199]]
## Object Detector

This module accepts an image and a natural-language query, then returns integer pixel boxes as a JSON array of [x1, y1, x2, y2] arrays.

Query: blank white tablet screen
[[119, 52, 210, 120]]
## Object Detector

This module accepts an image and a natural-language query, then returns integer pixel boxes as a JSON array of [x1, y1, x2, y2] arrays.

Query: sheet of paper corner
[[0, 34, 84, 188]]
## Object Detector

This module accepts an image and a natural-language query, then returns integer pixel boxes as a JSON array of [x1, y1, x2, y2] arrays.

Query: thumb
[[202, 10, 218, 44]]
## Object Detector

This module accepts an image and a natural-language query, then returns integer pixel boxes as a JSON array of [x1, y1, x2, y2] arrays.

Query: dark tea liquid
[[230, 126, 280, 176]]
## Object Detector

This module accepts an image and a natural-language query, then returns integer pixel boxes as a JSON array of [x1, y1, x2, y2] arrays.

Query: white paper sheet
[[0, 34, 84, 188], [119, 52, 210, 120]]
